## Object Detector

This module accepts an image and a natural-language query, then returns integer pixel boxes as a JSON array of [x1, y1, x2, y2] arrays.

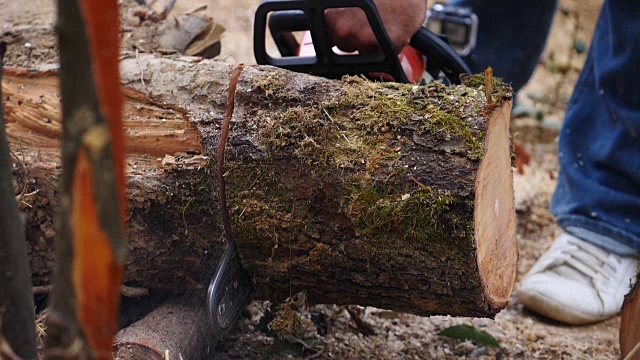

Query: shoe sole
[[516, 288, 613, 326]]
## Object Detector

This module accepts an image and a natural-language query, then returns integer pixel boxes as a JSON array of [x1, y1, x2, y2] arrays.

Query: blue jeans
[[450, 0, 640, 256]]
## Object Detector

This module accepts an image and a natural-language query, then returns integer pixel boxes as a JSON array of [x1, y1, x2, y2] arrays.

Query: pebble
[[469, 347, 487, 357], [44, 228, 56, 240], [527, 332, 537, 341], [454, 341, 475, 355], [534, 331, 547, 339]]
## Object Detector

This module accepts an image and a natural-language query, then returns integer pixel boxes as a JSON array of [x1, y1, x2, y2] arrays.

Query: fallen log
[[3, 53, 517, 317], [113, 296, 214, 359], [621, 274, 640, 359]]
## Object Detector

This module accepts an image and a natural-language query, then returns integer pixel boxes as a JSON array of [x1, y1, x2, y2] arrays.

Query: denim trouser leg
[[448, 0, 557, 93], [551, 0, 640, 256]]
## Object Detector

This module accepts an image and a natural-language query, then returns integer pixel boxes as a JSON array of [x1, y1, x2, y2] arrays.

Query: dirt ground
[[1, 0, 622, 358]]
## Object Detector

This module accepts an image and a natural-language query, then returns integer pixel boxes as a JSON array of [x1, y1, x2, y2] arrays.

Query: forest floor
[[1, 0, 619, 358]]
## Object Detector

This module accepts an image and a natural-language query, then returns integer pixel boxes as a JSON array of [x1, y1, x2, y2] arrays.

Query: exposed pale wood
[[474, 102, 517, 309], [621, 274, 640, 360], [3, 55, 516, 317]]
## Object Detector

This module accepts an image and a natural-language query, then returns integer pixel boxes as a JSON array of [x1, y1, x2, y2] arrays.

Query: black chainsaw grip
[[268, 10, 307, 56], [409, 28, 471, 85], [254, 0, 409, 83]]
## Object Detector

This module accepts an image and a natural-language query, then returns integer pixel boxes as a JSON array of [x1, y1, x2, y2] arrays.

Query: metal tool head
[[207, 240, 254, 341]]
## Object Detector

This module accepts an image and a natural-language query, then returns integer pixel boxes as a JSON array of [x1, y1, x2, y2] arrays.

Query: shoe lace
[[556, 237, 621, 283]]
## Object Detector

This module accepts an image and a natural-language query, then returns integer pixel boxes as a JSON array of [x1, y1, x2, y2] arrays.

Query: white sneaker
[[516, 233, 638, 325]]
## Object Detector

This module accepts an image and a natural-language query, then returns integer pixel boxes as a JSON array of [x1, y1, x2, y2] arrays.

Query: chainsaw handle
[[262, 12, 471, 84], [254, 0, 409, 83], [409, 28, 471, 84], [268, 10, 306, 56]]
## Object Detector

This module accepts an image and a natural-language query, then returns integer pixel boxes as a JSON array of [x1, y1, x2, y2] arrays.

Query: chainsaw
[[207, 0, 477, 344], [253, 0, 475, 84]]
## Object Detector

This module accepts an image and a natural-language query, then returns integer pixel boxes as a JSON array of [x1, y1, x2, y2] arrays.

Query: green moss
[[256, 74, 492, 173], [338, 76, 415, 134], [262, 106, 334, 164], [232, 76, 500, 262], [174, 168, 217, 218], [461, 74, 488, 89], [424, 109, 485, 160], [222, 161, 301, 267], [461, 73, 511, 100], [252, 71, 288, 99], [347, 182, 474, 256]]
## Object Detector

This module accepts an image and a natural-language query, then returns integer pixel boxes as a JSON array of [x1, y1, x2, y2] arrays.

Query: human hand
[[324, 0, 428, 53]]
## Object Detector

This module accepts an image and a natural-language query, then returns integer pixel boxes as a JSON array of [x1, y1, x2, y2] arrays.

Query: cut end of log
[[474, 102, 517, 310], [1, 69, 204, 164]]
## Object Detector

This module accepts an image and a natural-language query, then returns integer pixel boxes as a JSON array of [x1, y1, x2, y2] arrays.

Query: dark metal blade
[[207, 240, 254, 341]]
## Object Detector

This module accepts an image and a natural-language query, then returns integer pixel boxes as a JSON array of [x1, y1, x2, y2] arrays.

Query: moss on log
[[2, 54, 516, 317]]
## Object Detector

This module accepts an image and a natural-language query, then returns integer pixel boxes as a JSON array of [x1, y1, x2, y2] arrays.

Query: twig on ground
[[120, 285, 150, 298], [33, 285, 149, 298], [135, 48, 146, 88], [409, 176, 427, 189], [290, 337, 331, 359], [149, 0, 177, 21], [9, 146, 28, 199], [346, 306, 376, 336], [181, 4, 207, 15]]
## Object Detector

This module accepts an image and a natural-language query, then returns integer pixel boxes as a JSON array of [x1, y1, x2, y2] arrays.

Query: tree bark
[[3, 54, 517, 318], [45, 0, 127, 358], [0, 41, 38, 360], [113, 296, 214, 360]]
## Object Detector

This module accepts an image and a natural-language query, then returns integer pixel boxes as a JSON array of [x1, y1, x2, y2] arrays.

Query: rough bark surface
[[44, 0, 128, 357], [0, 41, 38, 360], [3, 54, 516, 317], [113, 296, 214, 360]]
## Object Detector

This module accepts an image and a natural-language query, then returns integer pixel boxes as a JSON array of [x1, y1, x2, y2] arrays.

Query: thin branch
[[135, 48, 146, 88], [409, 176, 427, 189], [217, 64, 244, 241], [484, 66, 493, 105], [34, 284, 149, 298], [181, 4, 207, 15]]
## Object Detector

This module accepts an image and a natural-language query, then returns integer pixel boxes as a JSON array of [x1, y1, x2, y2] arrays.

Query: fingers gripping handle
[[254, 0, 409, 83]]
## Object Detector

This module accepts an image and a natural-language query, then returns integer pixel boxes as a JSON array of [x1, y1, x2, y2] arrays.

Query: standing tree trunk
[[0, 41, 38, 360], [621, 275, 640, 360], [4, 55, 517, 318], [45, 0, 127, 358]]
